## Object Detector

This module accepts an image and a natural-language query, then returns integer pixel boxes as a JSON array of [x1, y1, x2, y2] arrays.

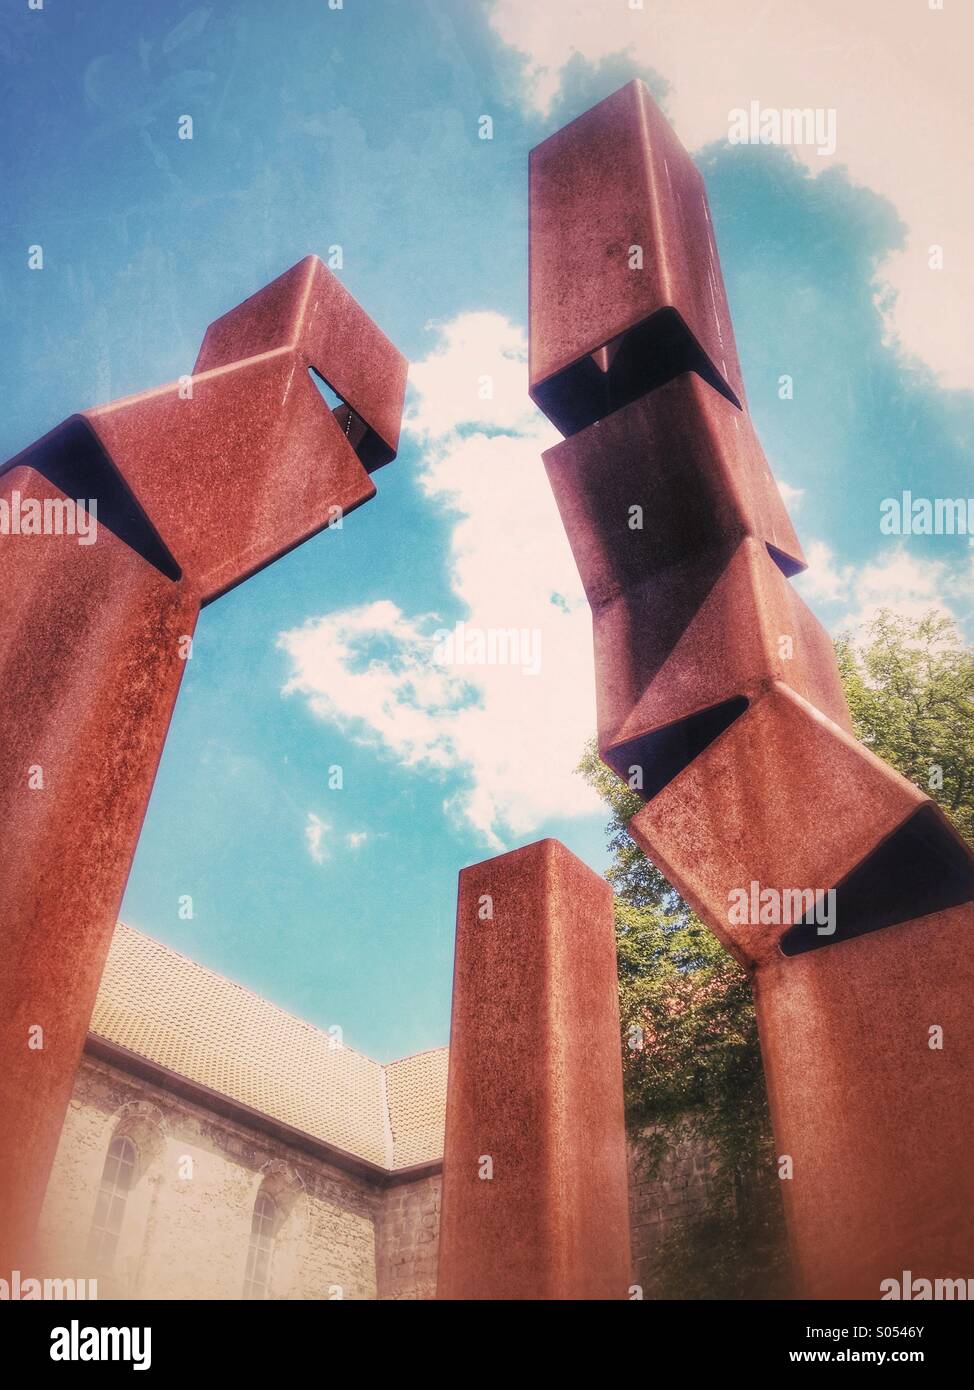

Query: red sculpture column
[[0, 256, 407, 1273], [437, 840, 632, 1300], [531, 80, 974, 1297], [756, 906, 974, 1298]]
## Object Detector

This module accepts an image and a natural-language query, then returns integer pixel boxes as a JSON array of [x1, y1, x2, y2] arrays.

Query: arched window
[[87, 1134, 137, 1265], [243, 1190, 277, 1299]]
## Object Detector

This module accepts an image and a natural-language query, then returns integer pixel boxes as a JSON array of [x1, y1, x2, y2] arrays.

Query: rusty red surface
[[84, 351, 378, 603], [532, 80, 974, 1297], [629, 683, 973, 970], [588, 542, 849, 795], [757, 902, 974, 1298], [194, 255, 407, 472], [543, 373, 805, 598], [529, 80, 746, 435], [437, 840, 632, 1300], [0, 256, 406, 1272]]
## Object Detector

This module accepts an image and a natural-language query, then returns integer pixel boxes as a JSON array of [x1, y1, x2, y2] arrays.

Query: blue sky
[[2, 0, 970, 1060]]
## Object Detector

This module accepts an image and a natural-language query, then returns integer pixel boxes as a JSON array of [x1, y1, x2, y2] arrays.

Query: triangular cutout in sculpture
[[2, 418, 182, 581], [532, 308, 742, 438], [602, 694, 748, 803], [780, 804, 974, 956], [590, 334, 625, 374]]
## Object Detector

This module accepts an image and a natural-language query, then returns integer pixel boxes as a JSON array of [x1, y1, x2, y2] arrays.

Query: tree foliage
[[835, 609, 974, 842], [580, 609, 973, 1299]]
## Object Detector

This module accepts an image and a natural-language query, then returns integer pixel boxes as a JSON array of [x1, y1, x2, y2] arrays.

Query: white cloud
[[795, 540, 971, 641], [304, 812, 330, 865], [794, 539, 855, 605], [844, 547, 967, 637], [345, 831, 369, 850], [281, 600, 470, 773], [281, 316, 969, 848], [280, 313, 601, 847], [777, 480, 805, 513], [489, 0, 974, 390], [280, 316, 969, 847], [406, 311, 542, 439]]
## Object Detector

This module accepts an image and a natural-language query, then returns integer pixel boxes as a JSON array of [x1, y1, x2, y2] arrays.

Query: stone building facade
[[35, 924, 709, 1299]]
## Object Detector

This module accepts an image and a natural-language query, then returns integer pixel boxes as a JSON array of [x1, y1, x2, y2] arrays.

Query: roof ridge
[[383, 1045, 450, 1069]]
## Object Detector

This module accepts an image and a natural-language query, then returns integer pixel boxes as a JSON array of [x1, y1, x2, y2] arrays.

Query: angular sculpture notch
[[532, 81, 974, 1297], [0, 256, 407, 1272]]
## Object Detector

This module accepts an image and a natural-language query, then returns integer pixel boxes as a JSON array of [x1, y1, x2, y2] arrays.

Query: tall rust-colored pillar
[[756, 905, 974, 1298], [437, 840, 632, 1300], [531, 81, 974, 1297], [0, 256, 407, 1273]]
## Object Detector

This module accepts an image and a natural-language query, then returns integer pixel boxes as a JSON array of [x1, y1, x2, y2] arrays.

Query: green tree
[[580, 608, 973, 1299], [835, 609, 974, 842]]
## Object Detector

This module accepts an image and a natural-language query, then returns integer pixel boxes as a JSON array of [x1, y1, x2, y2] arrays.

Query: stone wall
[[35, 1055, 714, 1300], [380, 1130, 717, 1301], [628, 1127, 715, 1296], [35, 1054, 380, 1300], [375, 1175, 440, 1299]]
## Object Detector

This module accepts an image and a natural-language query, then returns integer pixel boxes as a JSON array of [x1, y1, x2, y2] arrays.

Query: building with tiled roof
[[88, 923, 448, 1176], [35, 924, 703, 1299], [36, 923, 449, 1300]]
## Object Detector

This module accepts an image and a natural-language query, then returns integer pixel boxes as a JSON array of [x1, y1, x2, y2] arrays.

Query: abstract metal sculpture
[[0, 257, 407, 1273], [532, 81, 974, 1298], [437, 840, 632, 1300]]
